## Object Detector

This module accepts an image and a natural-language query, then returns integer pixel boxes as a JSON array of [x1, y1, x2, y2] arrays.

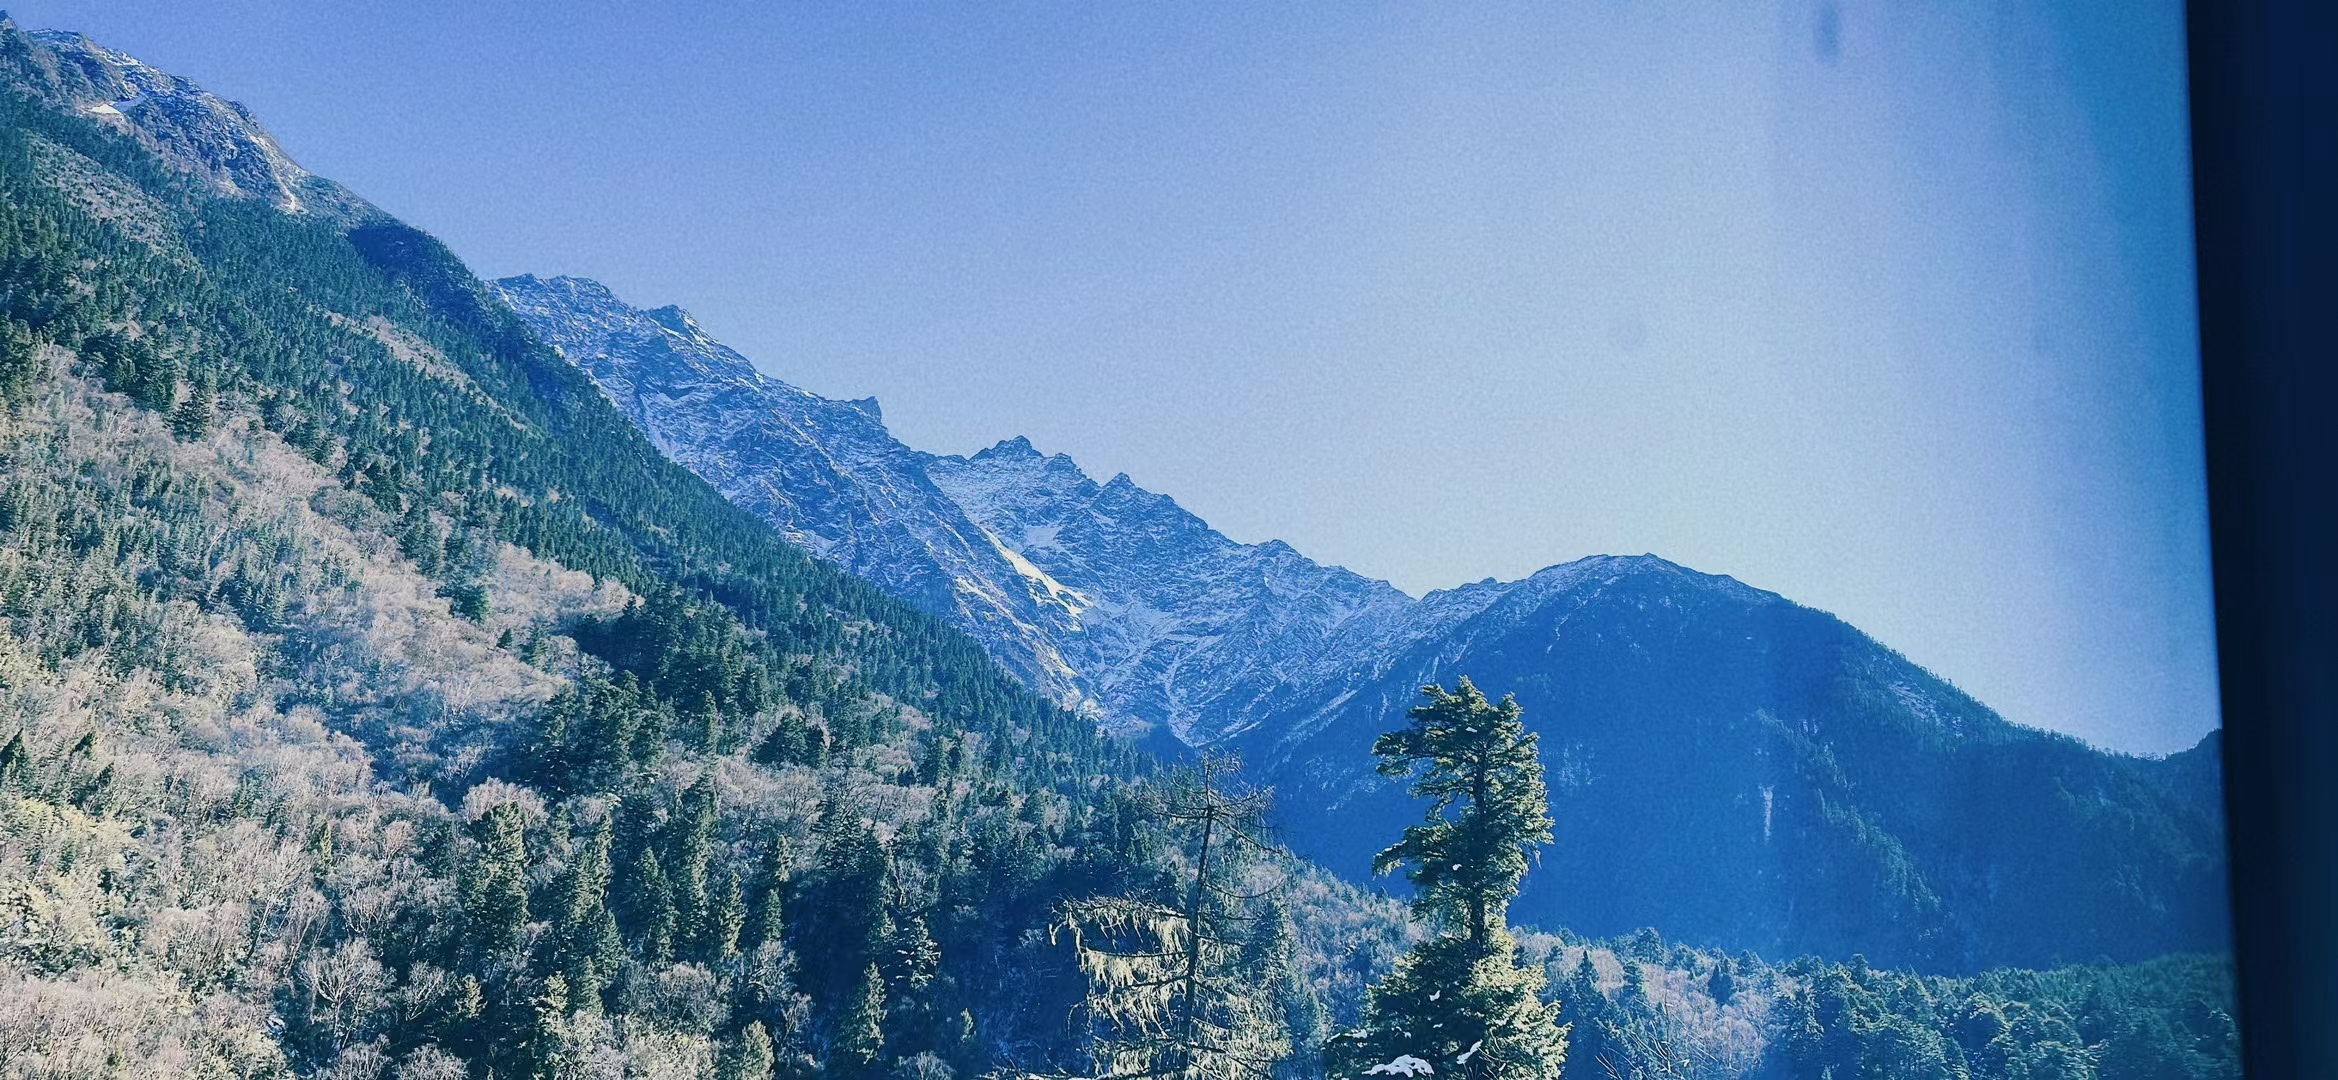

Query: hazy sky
[[14, 1, 2217, 754]]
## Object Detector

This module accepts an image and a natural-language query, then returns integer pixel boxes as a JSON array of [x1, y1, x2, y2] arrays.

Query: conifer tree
[[754, 711, 826, 768], [695, 690, 725, 753], [169, 373, 213, 440], [0, 730, 27, 791], [1056, 754, 1288, 1080], [1709, 960, 1737, 1006], [672, 773, 719, 959], [519, 973, 573, 1080], [707, 865, 747, 963], [464, 802, 532, 962], [1331, 679, 1568, 1080], [746, 841, 790, 952], [940, 1009, 983, 1076], [1244, 899, 1326, 1079], [806, 783, 892, 1002], [631, 847, 677, 965], [883, 914, 940, 1005], [718, 1020, 778, 1080], [1369, 678, 1552, 954], [0, 317, 36, 405], [526, 690, 581, 796], [1332, 938, 1570, 1080], [833, 962, 888, 1076], [545, 816, 625, 1007], [132, 347, 176, 410], [1556, 954, 1622, 1077]]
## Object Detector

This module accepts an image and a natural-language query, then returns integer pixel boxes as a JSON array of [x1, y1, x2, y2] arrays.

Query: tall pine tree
[[804, 781, 894, 1005], [1369, 678, 1553, 954], [464, 802, 532, 963], [1244, 899, 1326, 1080], [833, 962, 888, 1076], [670, 773, 719, 960], [544, 815, 625, 1008], [1331, 679, 1569, 1080]]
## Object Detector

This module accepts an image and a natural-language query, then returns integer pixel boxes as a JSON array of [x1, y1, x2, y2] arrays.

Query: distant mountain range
[[494, 275, 2231, 973]]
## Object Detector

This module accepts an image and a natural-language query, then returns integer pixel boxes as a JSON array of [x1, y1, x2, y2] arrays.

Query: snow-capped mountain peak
[[491, 274, 1804, 749], [493, 274, 1506, 743], [975, 435, 1043, 460]]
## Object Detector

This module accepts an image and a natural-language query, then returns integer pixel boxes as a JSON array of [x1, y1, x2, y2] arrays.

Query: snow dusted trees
[[1057, 754, 1291, 1080], [1330, 679, 1569, 1080]]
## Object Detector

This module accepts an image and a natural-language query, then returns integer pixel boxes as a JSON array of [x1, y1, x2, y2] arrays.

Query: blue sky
[[12, 1, 2216, 754]]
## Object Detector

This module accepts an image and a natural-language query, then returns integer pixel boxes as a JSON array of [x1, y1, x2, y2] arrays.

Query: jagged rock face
[[924, 440, 1434, 745], [0, 24, 373, 220], [493, 274, 1099, 712], [493, 273, 1499, 746], [492, 275, 2229, 973]]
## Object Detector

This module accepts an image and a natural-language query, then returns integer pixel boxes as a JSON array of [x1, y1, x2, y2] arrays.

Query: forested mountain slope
[[0, 20, 1360, 1078], [495, 280, 2228, 975], [489, 275, 1102, 720]]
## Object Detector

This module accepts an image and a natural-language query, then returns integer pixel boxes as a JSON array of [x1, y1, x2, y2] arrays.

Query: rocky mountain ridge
[[6, 27, 371, 219], [495, 275, 1683, 752], [495, 272, 1490, 747]]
